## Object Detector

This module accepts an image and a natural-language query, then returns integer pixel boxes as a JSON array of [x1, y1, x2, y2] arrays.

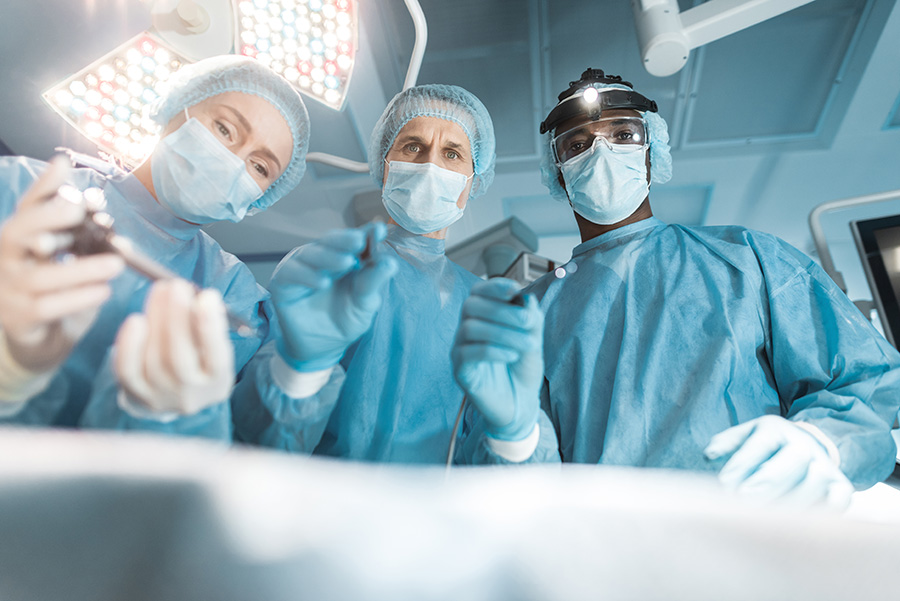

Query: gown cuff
[[0, 329, 55, 412], [486, 423, 541, 463], [793, 421, 842, 466], [269, 352, 335, 399], [116, 390, 180, 423]]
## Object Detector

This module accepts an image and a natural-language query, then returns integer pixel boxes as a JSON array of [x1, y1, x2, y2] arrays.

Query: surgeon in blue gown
[[0, 55, 309, 433], [232, 84, 496, 462], [453, 68, 900, 507]]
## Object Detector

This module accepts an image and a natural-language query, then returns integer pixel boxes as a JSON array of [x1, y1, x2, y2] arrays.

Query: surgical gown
[[0, 156, 270, 432], [232, 224, 479, 463], [462, 217, 900, 489]]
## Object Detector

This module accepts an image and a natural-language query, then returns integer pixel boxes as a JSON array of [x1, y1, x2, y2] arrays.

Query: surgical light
[[582, 87, 599, 104], [42, 33, 189, 167], [234, 0, 357, 110]]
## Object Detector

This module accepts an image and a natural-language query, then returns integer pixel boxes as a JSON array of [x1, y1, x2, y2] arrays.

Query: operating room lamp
[[41, 0, 363, 168], [632, 0, 817, 77]]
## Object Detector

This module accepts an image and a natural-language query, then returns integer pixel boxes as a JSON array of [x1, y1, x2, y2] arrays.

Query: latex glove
[[270, 223, 397, 371], [114, 279, 235, 417], [452, 278, 544, 441], [704, 415, 855, 509], [0, 156, 124, 372]]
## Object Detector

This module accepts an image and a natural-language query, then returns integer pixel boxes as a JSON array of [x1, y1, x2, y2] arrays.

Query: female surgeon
[[0, 55, 310, 435]]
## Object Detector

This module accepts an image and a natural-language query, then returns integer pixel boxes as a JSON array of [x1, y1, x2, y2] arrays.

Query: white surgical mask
[[559, 138, 649, 225], [151, 109, 263, 224], [382, 160, 471, 235]]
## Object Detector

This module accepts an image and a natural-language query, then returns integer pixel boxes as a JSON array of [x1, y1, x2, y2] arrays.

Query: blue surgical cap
[[149, 55, 310, 211], [368, 84, 496, 199], [540, 83, 673, 203]]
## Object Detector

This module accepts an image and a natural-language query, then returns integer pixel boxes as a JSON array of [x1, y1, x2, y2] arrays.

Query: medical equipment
[[55, 185, 256, 337], [445, 290, 527, 471], [446, 267, 568, 469], [552, 117, 648, 163], [269, 224, 396, 372], [539, 69, 658, 137], [632, 0, 815, 77], [851, 213, 900, 349]]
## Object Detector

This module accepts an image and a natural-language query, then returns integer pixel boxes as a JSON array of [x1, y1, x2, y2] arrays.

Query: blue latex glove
[[270, 223, 397, 371], [704, 415, 855, 509], [452, 278, 544, 441]]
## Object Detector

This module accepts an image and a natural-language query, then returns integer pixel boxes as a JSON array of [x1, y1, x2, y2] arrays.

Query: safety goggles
[[552, 116, 648, 164]]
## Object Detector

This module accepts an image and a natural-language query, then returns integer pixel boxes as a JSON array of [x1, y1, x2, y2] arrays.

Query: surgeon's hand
[[0, 157, 125, 372], [269, 223, 398, 371], [114, 279, 235, 417], [452, 278, 544, 441], [704, 415, 855, 509]]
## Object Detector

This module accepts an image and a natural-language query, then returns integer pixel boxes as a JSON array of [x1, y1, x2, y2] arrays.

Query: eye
[[611, 123, 644, 144], [251, 160, 269, 179], [446, 150, 459, 160], [566, 138, 588, 153], [215, 120, 232, 141], [405, 143, 420, 153]]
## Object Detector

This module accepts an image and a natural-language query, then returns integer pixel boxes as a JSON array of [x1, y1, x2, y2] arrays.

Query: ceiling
[[1, 0, 899, 301]]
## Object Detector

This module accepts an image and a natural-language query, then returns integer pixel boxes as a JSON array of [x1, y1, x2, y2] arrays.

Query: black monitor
[[850, 214, 900, 349]]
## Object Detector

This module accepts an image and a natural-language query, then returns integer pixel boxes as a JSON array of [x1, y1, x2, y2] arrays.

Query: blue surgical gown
[[0, 156, 270, 434], [232, 224, 479, 463], [462, 217, 900, 489]]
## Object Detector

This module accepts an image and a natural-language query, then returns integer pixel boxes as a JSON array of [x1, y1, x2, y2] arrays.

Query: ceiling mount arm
[[307, 0, 428, 172], [632, 0, 816, 77]]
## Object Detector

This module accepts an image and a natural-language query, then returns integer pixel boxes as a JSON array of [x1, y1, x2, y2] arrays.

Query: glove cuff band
[[486, 423, 540, 462]]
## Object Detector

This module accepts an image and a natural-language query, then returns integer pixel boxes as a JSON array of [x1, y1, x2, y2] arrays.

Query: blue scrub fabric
[[460, 217, 900, 489], [0, 156, 270, 434], [232, 224, 479, 463]]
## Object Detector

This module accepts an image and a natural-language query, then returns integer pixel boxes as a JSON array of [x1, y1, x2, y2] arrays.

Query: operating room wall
[[445, 0, 900, 311], [3, 0, 900, 316]]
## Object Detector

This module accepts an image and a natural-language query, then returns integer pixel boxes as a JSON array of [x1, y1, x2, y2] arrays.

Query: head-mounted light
[[539, 68, 658, 135]]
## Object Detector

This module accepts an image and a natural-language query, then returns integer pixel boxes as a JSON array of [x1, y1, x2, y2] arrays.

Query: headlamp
[[539, 68, 658, 135]]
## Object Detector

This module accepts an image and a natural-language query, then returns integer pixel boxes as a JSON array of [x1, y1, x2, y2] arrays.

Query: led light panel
[[235, 0, 357, 110], [42, 33, 190, 167]]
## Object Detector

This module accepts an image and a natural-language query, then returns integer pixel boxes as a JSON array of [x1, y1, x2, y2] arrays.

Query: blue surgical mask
[[151, 110, 263, 224], [382, 160, 471, 235], [559, 138, 649, 225]]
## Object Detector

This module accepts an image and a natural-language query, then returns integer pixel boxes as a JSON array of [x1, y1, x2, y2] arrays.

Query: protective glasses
[[552, 116, 648, 164]]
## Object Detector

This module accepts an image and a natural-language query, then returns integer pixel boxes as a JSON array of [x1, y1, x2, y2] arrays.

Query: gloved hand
[[704, 415, 855, 509], [270, 223, 398, 371], [452, 278, 544, 441], [114, 279, 235, 416], [0, 156, 125, 373]]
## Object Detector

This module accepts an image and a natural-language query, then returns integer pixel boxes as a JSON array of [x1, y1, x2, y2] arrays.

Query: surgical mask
[[382, 160, 471, 235], [151, 109, 263, 224], [559, 138, 649, 225]]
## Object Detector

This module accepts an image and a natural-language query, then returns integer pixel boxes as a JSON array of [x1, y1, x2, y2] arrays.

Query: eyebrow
[[444, 140, 468, 155], [394, 134, 469, 157], [220, 105, 283, 175], [394, 134, 426, 147]]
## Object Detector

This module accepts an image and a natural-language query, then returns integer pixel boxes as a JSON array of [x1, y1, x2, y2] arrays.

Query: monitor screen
[[851, 214, 900, 349]]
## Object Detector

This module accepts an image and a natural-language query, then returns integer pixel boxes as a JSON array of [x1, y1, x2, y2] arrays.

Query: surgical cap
[[368, 84, 496, 199], [149, 55, 310, 211], [540, 83, 673, 203]]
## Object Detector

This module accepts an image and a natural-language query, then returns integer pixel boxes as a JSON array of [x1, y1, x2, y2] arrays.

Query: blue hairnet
[[149, 55, 310, 211], [540, 83, 673, 202], [368, 84, 496, 199]]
